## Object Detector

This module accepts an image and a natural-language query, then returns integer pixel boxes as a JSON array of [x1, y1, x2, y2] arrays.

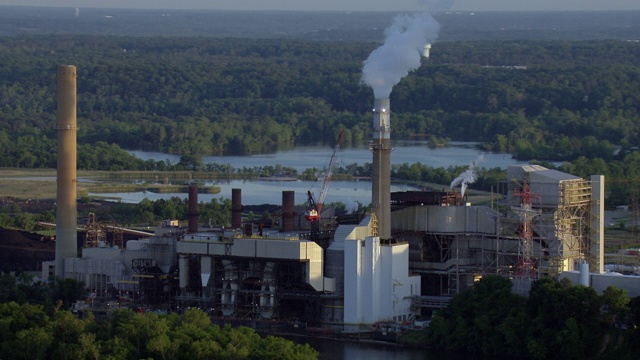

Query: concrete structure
[[590, 175, 605, 273], [56, 235, 178, 303], [342, 216, 420, 326], [561, 271, 640, 298], [55, 64, 78, 278], [370, 98, 392, 240], [176, 230, 326, 321], [173, 212, 419, 326]]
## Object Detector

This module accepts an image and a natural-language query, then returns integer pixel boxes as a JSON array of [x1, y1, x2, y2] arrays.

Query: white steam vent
[[423, 43, 431, 58]]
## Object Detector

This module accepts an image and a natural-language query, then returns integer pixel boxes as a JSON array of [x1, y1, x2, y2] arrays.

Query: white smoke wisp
[[361, 11, 440, 98], [75, 8, 80, 17], [450, 155, 484, 198], [344, 198, 360, 214]]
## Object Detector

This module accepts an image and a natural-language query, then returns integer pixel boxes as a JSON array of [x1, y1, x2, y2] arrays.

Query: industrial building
[[47, 165, 613, 326], [44, 63, 640, 331], [393, 166, 606, 306]]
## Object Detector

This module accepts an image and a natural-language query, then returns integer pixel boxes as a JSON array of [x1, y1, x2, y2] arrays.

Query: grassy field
[[0, 169, 221, 200]]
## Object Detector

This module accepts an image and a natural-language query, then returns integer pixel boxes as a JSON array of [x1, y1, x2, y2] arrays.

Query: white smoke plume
[[361, 11, 440, 98], [75, 8, 80, 17], [450, 155, 484, 198]]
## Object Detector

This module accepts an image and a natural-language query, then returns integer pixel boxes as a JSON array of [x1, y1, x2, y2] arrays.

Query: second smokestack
[[188, 184, 199, 233], [55, 64, 78, 278], [282, 191, 295, 232], [232, 188, 242, 228], [371, 97, 391, 239]]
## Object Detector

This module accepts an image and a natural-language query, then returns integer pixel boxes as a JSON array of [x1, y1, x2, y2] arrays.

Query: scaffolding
[[84, 213, 124, 249], [556, 178, 592, 264], [394, 166, 598, 302], [406, 230, 521, 297]]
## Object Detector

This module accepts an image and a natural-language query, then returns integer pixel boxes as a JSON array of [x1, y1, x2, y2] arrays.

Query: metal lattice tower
[[511, 183, 540, 295]]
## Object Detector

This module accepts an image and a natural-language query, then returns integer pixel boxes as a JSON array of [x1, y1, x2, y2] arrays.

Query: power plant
[[40, 54, 640, 333]]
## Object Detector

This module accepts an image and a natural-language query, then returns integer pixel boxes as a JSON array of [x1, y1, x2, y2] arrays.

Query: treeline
[[0, 273, 85, 313], [425, 276, 640, 360], [0, 273, 318, 360], [128, 196, 232, 227], [1, 196, 232, 231], [0, 302, 317, 360]]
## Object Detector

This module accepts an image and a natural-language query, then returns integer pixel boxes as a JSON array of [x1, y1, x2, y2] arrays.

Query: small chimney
[[282, 191, 295, 232], [187, 185, 199, 233], [232, 188, 242, 228]]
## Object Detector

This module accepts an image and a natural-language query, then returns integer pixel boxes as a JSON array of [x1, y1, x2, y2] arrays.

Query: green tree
[[601, 286, 630, 325]]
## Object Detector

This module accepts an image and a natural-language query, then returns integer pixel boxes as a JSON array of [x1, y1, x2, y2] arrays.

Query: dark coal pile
[[0, 227, 55, 273]]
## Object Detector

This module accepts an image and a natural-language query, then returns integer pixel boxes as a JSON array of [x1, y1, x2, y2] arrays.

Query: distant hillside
[[0, 7, 639, 41]]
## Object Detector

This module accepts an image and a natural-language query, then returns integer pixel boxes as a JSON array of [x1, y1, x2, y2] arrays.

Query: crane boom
[[317, 130, 343, 211], [305, 130, 344, 222]]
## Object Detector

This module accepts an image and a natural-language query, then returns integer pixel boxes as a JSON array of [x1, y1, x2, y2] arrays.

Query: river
[[288, 336, 473, 360], [90, 142, 531, 205], [128, 141, 529, 173]]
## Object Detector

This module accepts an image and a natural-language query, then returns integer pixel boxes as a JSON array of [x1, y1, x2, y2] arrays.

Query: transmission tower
[[511, 183, 541, 295]]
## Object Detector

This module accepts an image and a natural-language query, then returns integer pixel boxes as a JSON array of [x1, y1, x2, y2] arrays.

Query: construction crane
[[305, 130, 344, 222]]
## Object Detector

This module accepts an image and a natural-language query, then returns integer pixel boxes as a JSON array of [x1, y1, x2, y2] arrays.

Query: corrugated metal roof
[[530, 169, 580, 183]]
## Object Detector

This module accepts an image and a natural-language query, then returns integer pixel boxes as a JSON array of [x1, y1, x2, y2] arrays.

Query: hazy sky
[[0, 0, 638, 12]]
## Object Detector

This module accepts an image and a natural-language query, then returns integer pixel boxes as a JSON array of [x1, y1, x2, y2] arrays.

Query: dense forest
[[424, 275, 640, 360], [0, 273, 318, 360], [1, 36, 640, 204], [1, 36, 638, 159]]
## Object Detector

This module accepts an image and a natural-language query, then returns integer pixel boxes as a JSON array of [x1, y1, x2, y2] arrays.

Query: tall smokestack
[[371, 98, 391, 239], [55, 64, 77, 278], [188, 184, 199, 233], [231, 188, 242, 228], [282, 191, 295, 232], [361, 12, 440, 240]]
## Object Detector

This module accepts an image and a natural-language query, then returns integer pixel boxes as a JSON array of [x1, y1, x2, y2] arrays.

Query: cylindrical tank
[[579, 261, 590, 287], [55, 64, 78, 278]]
